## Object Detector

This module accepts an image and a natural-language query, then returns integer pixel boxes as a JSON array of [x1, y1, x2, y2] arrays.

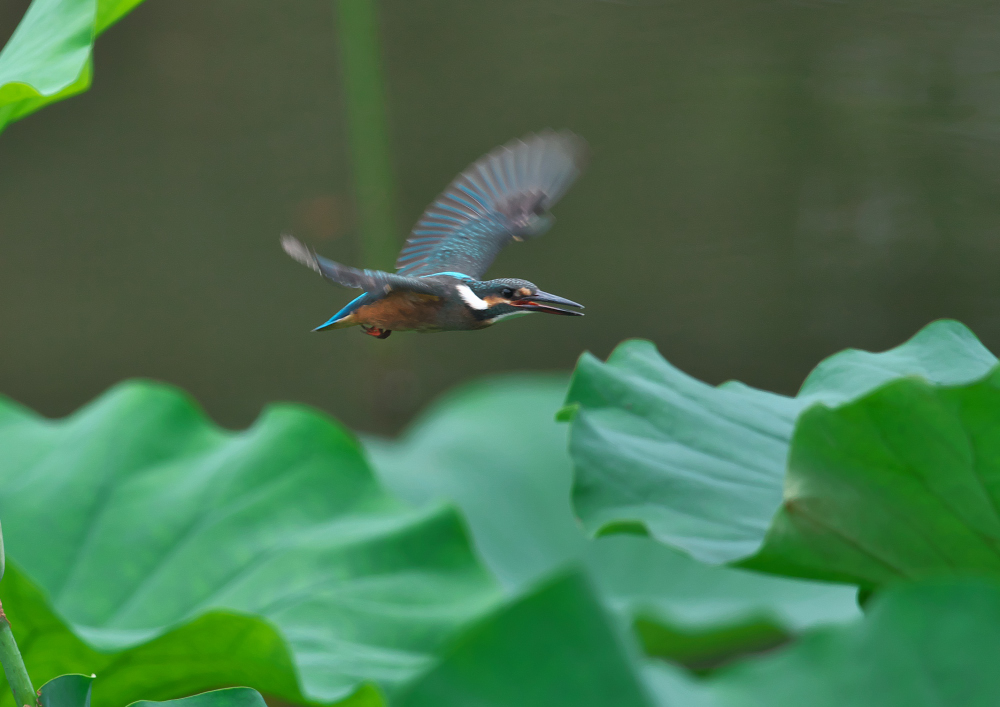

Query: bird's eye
[[501, 288, 515, 299]]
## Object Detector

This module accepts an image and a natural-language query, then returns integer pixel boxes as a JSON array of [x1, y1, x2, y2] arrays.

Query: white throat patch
[[456, 284, 489, 310]]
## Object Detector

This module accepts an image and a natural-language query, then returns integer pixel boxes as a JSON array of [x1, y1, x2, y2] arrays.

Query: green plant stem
[[335, 0, 412, 428], [0, 601, 35, 707], [335, 0, 398, 270]]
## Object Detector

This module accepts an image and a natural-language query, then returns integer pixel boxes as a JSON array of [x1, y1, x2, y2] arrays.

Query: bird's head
[[454, 278, 584, 322]]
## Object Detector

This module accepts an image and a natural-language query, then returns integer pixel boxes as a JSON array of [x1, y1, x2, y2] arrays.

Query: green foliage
[[9, 0, 997, 698], [39, 674, 95, 707], [367, 375, 859, 667], [127, 688, 268, 707], [366, 376, 585, 592], [397, 571, 651, 707], [39, 678, 268, 707], [556, 317, 1000, 701], [582, 536, 856, 670], [647, 579, 1000, 707], [748, 368, 1000, 587], [6, 319, 1000, 704], [0, 381, 499, 706], [564, 319, 997, 564], [555, 317, 1000, 704], [335, 0, 399, 269], [0, 0, 145, 134], [1, 565, 338, 707], [0, 375, 860, 706], [405, 575, 1000, 706], [36, 572, 1000, 707]]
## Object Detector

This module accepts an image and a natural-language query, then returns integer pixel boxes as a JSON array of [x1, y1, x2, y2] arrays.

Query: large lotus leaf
[[399, 576, 1000, 707], [39, 674, 96, 707], [365, 376, 859, 669], [585, 536, 857, 669], [565, 319, 997, 564], [39, 678, 267, 707], [743, 367, 1000, 587], [0, 381, 500, 706], [366, 375, 585, 592], [128, 688, 268, 707], [0, 564, 370, 707], [643, 579, 1000, 707], [0, 0, 143, 134], [396, 570, 653, 707]]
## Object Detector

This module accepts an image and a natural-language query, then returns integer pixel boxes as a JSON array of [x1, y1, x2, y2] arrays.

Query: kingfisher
[[281, 130, 586, 339]]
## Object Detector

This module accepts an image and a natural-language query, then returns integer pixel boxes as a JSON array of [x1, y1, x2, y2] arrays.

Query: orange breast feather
[[352, 291, 444, 331]]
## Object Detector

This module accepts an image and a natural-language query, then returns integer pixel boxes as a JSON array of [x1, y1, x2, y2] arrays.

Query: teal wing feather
[[282, 235, 442, 331], [282, 235, 438, 294], [396, 130, 587, 280]]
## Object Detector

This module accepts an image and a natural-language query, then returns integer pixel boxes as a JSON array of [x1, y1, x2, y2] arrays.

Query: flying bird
[[282, 130, 586, 339]]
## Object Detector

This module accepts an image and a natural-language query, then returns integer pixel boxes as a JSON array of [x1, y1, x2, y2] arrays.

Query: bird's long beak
[[511, 291, 585, 316]]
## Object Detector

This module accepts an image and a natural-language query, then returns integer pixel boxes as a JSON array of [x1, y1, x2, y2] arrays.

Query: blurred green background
[[2, 0, 998, 433]]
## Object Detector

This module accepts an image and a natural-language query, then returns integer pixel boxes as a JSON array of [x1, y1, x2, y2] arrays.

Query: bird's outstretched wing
[[395, 130, 587, 280], [282, 235, 439, 295]]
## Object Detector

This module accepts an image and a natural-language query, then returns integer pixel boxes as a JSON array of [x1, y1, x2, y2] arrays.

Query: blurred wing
[[396, 130, 587, 279], [282, 235, 438, 295]]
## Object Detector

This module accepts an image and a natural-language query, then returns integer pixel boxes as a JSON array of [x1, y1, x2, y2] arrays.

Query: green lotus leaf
[[366, 375, 585, 592], [366, 376, 858, 669], [0, 564, 360, 707], [128, 688, 268, 707], [399, 574, 1000, 707], [745, 367, 1000, 587], [39, 679, 268, 707], [585, 536, 857, 669], [39, 674, 95, 707], [0, 0, 144, 134], [396, 570, 652, 707], [565, 319, 997, 564], [0, 381, 500, 706], [644, 579, 1000, 707]]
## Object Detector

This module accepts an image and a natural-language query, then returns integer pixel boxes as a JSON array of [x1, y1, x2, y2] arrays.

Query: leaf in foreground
[[564, 319, 997, 564], [366, 376, 858, 669], [0, 381, 500, 706], [39, 674, 95, 707], [129, 688, 267, 707], [586, 536, 857, 669], [39, 678, 267, 707], [0, 0, 144, 134], [1, 565, 354, 707], [746, 367, 1000, 587], [396, 571, 652, 707], [399, 573, 1000, 707], [645, 579, 1000, 707], [366, 375, 585, 592]]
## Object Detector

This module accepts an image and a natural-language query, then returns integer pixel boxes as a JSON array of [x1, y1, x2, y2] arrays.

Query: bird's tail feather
[[313, 292, 371, 331]]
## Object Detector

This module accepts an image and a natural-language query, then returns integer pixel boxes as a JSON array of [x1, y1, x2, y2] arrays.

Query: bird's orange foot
[[362, 326, 392, 339]]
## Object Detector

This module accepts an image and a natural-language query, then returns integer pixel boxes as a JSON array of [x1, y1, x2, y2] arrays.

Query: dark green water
[[2, 0, 999, 433]]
